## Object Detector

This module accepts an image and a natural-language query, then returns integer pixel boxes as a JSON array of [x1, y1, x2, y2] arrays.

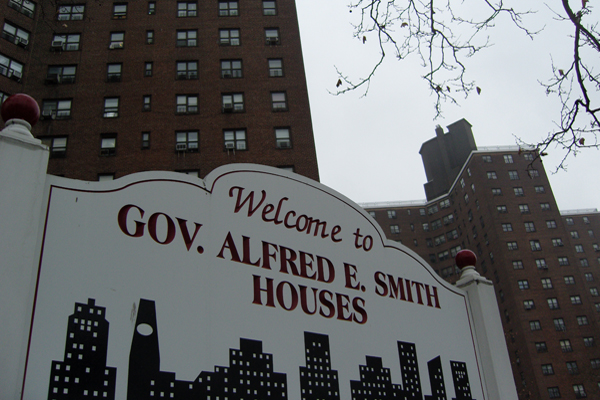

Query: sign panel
[[24, 165, 484, 400]]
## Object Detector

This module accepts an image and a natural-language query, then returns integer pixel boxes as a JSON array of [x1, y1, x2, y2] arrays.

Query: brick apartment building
[[1, 0, 319, 181], [364, 119, 600, 400]]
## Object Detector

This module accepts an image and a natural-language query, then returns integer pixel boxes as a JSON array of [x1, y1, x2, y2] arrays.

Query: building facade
[[364, 121, 600, 400], [1, 0, 319, 181]]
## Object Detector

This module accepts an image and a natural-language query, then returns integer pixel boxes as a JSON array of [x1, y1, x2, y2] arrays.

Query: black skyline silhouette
[[48, 299, 476, 400]]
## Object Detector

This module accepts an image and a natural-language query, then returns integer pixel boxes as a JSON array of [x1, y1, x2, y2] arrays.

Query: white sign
[[23, 165, 485, 400]]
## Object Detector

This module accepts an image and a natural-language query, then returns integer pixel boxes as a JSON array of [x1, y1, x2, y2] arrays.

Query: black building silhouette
[[350, 356, 403, 400], [128, 299, 195, 400], [299, 332, 340, 400], [398, 341, 423, 400], [450, 361, 474, 400], [194, 338, 288, 399], [425, 356, 447, 400], [47, 298, 116, 400]]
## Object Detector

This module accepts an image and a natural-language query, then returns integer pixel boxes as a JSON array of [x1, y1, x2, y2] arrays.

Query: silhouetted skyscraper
[[398, 341, 423, 400], [450, 361, 473, 400], [47, 299, 116, 400], [299, 332, 340, 400], [350, 356, 403, 400], [425, 356, 447, 400]]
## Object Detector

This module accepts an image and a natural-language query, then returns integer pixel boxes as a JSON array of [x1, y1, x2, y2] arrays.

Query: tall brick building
[[1, 0, 319, 181], [364, 119, 600, 400]]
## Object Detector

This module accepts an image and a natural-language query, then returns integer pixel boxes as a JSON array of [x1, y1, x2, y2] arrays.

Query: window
[[176, 30, 197, 46], [589, 230, 595, 237], [552, 238, 564, 247], [507, 241, 518, 250], [523, 300, 535, 310], [41, 99, 72, 119], [503, 154, 514, 163], [222, 93, 244, 112], [107, 63, 122, 81], [512, 260, 524, 269], [513, 187, 524, 196], [419, 208, 426, 216], [596, 303, 600, 312], [554, 318, 566, 331], [368, 211, 376, 218], [536, 259, 548, 269], [558, 257, 570, 266], [592, 359, 600, 369], [263, 0, 276, 15], [540, 202, 551, 211], [219, 1, 238, 16], [175, 131, 198, 151], [0, 91, 9, 104], [463, 193, 469, 203], [577, 316, 589, 326], [534, 185, 545, 193], [449, 245, 462, 258], [52, 34, 81, 51], [581, 258, 589, 267], [142, 96, 151, 111], [268, 58, 284, 77], [144, 62, 153, 77], [591, 287, 599, 297], [594, 243, 600, 251], [2, 21, 30, 47], [564, 276, 575, 285], [271, 92, 287, 111], [575, 244, 584, 253], [573, 384, 586, 398], [530, 240, 542, 251], [583, 216, 591, 224], [422, 223, 429, 231], [265, 28, 280, 45], [438, 250, 450, 261], [566, 217, 574, 225], [223, 129, 247, 150], [100, 136, 116, 156], [176, 95, 198, 114], [439, 199, 450, 209], [528, 169, 540, 178], [109, 32, 124, 49], [103, 98, 119, 118], [519, 204, 530, 214], [487, 171, 497, 179], [176, 61, 198, 80], [146, 30, 154, 44], [148, 1, 155, 14], [541, 364, 554, 375], [508, 170, 519, 180], [8, 0, 35, 17], [560, 339, 572, 352], [390, 225, 400, 234], [141, 132, 150, 149], [548, 387, 560, 399], [177, 2, 197, 17], [524, 222, 536, 232], [547, 298, 559, 310], [387, 210, 397, 219], [583, 337, 594, 347], [541, 278, 553, 289], [221, 60, 242, 78], [496, 205, 507, 213], [535, 342, 547, 352], [491, 188, 502, 196], [46, 65, 76, 84], [442, 213, 454, 225], [275, 128, 291, 149], [530, 320, 541, 330], [113, 3, 127, 18], [460, 178, 465, 188], [585, 272, 593, 281], [219, 29, 240, 45], [40, 137, 67, 157], [567, 361, 579, 375], [482, 155, 492, 162], [431, 219, 442, 230], [518, 280, 529, 290]]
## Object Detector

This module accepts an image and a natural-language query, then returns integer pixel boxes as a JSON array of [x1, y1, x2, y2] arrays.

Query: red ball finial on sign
[[455, 249, 477, 269], [1, 93, 40, 126]]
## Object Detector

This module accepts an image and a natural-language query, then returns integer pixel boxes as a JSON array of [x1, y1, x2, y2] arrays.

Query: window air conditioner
[[100, 148, 113, 156], [10, 70, 22, 82], [272, 70, 282, 77], [278, 140, 291, 149], [41, 110, 56, 120], [45, 74, 60, 84], [176, 143, 187, 151], [51, 41, 64, 50], [223, 103, 233, 112], [177, 72, 188, 80], [188, 142, 198, 150], [109, 42, 124, 49], [222, 72, 232, 78], [225, 142, 235, 149], [266, 37, 278, 45], [17, 38, 28, 47]]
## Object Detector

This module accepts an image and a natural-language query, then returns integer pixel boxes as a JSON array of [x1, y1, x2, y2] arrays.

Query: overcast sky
[[296, 0, 600, 212]]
